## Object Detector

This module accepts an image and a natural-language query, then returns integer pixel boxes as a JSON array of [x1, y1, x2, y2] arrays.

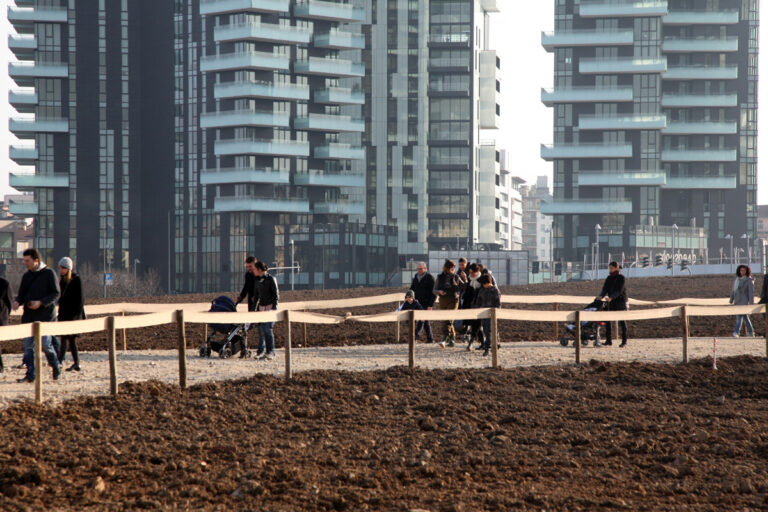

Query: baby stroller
[[199, 296, 251, 359], [559, 299, 607, 347]]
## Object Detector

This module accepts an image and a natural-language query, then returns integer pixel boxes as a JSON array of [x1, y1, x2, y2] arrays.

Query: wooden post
[[177, 310, 187, 390], [203, 323, 208, 345], [33, 322, 42, 405], [764, 303, 768, 358], [285, 311, 292, 382], [575, 311, 581, 365], [681, 305, 689, 364], [303, 310, 308, 347], [408, 310, 416, 369], [553, 303, 559, 342], [107, 316, 118, 396], [395, 302, 400, 343], [491, 308, 499, 369], [121, 311, 127, 352]]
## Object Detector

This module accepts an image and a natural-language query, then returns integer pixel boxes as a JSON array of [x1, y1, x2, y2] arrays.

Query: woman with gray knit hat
[[57, 257, 85, 371]]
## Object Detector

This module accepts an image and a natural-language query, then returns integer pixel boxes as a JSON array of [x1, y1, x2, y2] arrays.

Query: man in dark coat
[[235, 255, 258, 357], [254, 261, 279, 360], [410, 262, 435, 343], [597, 261, 628, 347], [0, 275, 12, 378], [13, 248, 60, 382]]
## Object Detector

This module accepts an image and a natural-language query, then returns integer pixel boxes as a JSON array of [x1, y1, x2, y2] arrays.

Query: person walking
[[463, 263, 483, 350], [254, 261, 279, 360], [0, 275, 12, 379], [56, 257, 85, 372], [758, 271, 768, 304], [234, 255, 258, 358], [597, 261, 628, 347], [730, 264, 755, 337], [434, 259, 462, 348], [472, 274, 501, 357], [13, 249, 60, 383], [398, 290, 423, 312], [410, 262, 435, 343]]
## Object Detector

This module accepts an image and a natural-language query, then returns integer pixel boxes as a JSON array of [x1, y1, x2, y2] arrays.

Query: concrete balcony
[[8, 197, 38, 216], [200, 109, 290, 129], [294, 57, 364, 77], [541, 87, 634, 106], [214, 196, 310, 213], [199, 0, 290, 15], [480, 0, 500, 12], [314, 87, 365, 104], [294, 170, 365, 187], [577, 171, 666, 186], [8, 34, 36, 58], [541, 30, 634, 52], [293, 0, 365, 23], [662, 176, 737, 189], [579, 0, 668, 18], [9, 89, 37, 113], [313, 30, 365, 49], [314, 143, 365, 160], [200, 51, 290, 73], [661, 149, 737, 162], [541, 143, 633, 160], [661, 94, 738, 108], [9, 62, 68, 87], [662, 122, 737, 135], [214, 80, 309, 101], [8, 6, 67, 26], [663, 10, 740, 25], [580, 57, 666, 74], [9, 117, 68, 138], [662, 37, 739, 53], [200, 167, 290, 185], [213, 21, 311, 45], [294, 114, 365, 132], [662, 66, 738, 80], [214, 138, 310, 157], [578, 114, 667, 131], [9, 172, 69, 190], [541, 199, 633, 215], [9, 145, 38, 165], [313, 200, 365, 215]]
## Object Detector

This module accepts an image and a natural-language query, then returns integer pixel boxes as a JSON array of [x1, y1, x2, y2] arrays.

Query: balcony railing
[[214, 80, 309, 101], [541, 86, 634, 105]]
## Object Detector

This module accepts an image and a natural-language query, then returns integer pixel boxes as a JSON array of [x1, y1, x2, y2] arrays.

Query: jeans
[[58, 335, 80, 366], [480, 318, 492, 349], [22, 335, 59, 381], [415, 321, 433, 342], [257, 322, 275, 354], [734, 315, 754, 336]]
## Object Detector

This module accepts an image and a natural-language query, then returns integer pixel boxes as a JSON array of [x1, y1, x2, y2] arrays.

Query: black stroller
[[199, 296, 251, 359], [559, 299, 607, 347]]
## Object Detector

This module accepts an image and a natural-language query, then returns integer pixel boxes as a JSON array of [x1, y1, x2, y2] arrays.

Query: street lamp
[[544, 227, 553, 284], [133, 258, 140, 296], [671, 224, 678, 277], [741, 233, 750, 265], [289, 239, 295, 291], [725, 234, 733, 273], [594, 224, 601, 280]]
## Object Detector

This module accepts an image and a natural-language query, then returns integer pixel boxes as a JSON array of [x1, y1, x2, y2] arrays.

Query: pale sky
[[0, 2, 766, 203]]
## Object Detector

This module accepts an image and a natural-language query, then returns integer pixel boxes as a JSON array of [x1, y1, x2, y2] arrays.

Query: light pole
[[671, 224, 678, 277], [741, 233, 750, 265], [725, 234, 733, 273], [545, 227, 553, 284], [289, 239, 295, 291], [133, 258, 140, 295], [594, 224, 601, 280]]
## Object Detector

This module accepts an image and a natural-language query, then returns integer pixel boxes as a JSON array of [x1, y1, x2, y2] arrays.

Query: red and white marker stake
[[713, 337, 718, 370]]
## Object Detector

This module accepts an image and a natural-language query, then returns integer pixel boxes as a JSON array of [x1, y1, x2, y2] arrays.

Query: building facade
[[541, 0, 758, 264], [521, 175, 553, 262], [362, 0, 501, 260]]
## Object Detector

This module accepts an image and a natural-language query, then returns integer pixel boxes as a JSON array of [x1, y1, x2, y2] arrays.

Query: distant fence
[[2, 293, 767, 405]]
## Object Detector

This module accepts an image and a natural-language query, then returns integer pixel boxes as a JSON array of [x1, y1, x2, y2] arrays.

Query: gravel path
[[0, 336, 764, 407]]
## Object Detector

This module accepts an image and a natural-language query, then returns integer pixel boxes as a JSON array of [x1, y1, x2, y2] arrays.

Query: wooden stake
[[395, 302, 400, 343], [177, 310, 187, 390], [681, 305, 689, 364], [107, 316, 118, 396], [764, 303, 768, 358], [203, 323, 208, 345], [409, 310, 416, 369], [33, 322, 42, 405], [575, 311, 581, 365], [285, 311, 292, 381], [553, 303, 559, 342], [491, 308, 499, 369], [303, 310, 308, 347], [121, 311, 127, 352]]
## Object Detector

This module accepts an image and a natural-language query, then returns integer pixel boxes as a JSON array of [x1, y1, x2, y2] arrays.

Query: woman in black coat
[[597, 261, 628, 347], [57, 257, 85, 371]]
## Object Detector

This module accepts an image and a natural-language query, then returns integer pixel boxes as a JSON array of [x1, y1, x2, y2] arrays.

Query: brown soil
[[1, 356, 767, 511], [2, 275, 763, 354]]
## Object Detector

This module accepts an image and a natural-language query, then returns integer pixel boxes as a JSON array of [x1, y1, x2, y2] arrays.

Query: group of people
[[0, 249, 85, 383], [235, 256, 279, 360], [402, 258, 501, 357]]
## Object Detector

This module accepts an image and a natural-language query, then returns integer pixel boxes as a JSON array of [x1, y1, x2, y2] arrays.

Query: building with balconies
[[542, 0, 758, 265]]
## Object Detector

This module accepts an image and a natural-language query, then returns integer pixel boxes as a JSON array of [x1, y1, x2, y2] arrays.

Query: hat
[[58, 257, 73, 271], [405, 290, 415, 298]]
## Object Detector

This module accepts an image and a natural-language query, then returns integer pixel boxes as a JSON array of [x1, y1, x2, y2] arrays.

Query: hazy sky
[[0, 2, 766, 203]]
